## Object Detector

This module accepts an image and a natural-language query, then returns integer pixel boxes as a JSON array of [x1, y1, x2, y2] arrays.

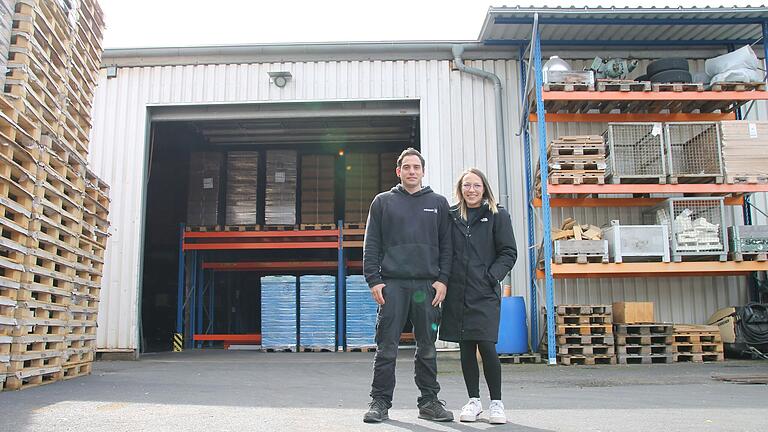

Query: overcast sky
[[99, 0, 765, 49]]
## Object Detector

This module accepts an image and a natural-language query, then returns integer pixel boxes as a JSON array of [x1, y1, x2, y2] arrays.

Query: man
[[362, 148, 453, 423]]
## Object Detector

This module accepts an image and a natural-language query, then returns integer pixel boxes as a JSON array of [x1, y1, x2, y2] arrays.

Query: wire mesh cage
[[643, 197, 727, 260], [603, 123, 666, 183], [664, 122, 724, 183]]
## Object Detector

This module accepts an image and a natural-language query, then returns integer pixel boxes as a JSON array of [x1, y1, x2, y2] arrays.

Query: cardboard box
[[707, 307, 737, 344], [612, 302, 654, 323]]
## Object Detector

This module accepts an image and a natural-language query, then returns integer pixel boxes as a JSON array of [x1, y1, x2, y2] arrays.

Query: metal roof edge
[[101, 41, 519, 68]]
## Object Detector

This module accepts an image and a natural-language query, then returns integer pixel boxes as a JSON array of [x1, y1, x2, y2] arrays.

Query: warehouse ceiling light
[[268, 71, 292, 88]]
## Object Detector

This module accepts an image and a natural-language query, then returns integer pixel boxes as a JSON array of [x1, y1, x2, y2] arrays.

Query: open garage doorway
[[139, 100, 420, 353]]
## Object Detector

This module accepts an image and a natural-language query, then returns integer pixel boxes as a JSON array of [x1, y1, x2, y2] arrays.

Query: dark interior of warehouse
[[140, 116, 420, 352]]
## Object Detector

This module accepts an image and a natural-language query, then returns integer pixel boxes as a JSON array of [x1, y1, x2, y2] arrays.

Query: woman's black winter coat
[[439, 203, 517, 343]]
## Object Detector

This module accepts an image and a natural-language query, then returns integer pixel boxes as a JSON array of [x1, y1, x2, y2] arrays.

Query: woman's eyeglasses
[[462, 183, 483, 190]]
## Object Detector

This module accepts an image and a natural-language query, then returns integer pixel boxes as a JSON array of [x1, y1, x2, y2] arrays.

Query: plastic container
[[496, 296, 528, 354]]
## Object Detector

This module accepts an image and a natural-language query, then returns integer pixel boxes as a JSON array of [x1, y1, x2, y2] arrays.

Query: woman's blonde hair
[[454, 167, 498, 221]]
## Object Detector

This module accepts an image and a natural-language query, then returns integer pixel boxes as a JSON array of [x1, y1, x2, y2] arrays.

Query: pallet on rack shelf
[[548, 171, 606, 185], [543, 82, 594, 92], [651, 83, 705, 92], [553, 239, 609, 264], [596, 80, 651, 92], [725, 175, 768, 185], [710, 82, 766, 92]]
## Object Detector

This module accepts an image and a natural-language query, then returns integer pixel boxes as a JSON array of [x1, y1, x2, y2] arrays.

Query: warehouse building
[[89, 6, 768, 357]]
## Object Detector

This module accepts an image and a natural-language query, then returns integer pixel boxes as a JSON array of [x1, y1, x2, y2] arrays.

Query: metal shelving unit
[[517, 13, 768, 364], [175, 222, 364, 349]]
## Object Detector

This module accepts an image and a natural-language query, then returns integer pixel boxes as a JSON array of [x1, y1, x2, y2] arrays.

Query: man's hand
[[431, 281, 447, 306], [370, 283, 386, 305]]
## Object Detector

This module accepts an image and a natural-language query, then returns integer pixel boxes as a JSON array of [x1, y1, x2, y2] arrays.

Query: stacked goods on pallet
[[0, 0, 108, 390], [604, 123, 666, 184], [299, 275, 335, 351], [548, 218, 608, 264], [603, 220, 670, 263], [186, 152, 222, 227], [265, 150, 297, 226], [728, 225, 768, 261], [345, 275, 377, 350], [672, 324, 724, 363], [645, 197, 726, 262], [663, 122, 723, 184], [225, 151, 259, 226], [300, 154, 335, 226], [540, 135, 606, 187], [260, 276, 296, 351], [379, 152, 399, 192], [544, 304, 615, 366], [344, 153, 378, 225], [719, 120, 768, 184], [612, 303, 673, 364]]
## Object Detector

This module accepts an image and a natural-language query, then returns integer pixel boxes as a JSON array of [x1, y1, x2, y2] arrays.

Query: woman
[[440, 167, 517, 424]]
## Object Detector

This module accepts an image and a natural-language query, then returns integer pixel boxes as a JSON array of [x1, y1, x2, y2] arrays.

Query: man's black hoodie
[[363, 184, 452, 288]]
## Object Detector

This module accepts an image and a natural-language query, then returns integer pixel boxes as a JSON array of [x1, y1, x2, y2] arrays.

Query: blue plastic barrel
[[496, 296, 528, 354]]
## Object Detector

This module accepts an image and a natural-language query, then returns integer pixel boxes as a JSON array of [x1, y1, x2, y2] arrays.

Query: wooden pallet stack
[[614, 323, 674, 364], [719, 121, 768, 185], [0, 0, 107, 391], [546, 304, 616, 366], [672, 325, 724, 363], [538, 135, 606, 188]]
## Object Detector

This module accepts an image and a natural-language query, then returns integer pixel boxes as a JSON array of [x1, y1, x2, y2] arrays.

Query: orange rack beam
[[533, 196, 745, 207], [184, 230, 339, 238], [530, 112, 736, 123], [202, 261, 363, 271], [183, 242, 338, 251], [546, 184, 768, 195], [536, 261, 768, 279], [193, 334, 262, 344]]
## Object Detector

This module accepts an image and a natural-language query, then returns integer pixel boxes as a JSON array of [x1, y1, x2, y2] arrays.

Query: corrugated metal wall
[[89, 55, 761, 352], [88, 59, 526, 351]]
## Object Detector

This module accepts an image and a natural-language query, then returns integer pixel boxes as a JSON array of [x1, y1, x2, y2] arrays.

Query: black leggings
[[459, 340, 502, 400]]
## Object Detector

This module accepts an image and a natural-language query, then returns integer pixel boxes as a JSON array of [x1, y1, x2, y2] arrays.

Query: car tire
[[648, 69, 692, 84], [646, 58, 690, 77]]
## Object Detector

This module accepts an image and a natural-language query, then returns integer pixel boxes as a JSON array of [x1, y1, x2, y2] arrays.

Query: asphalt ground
[[1, 350, 767, 432]]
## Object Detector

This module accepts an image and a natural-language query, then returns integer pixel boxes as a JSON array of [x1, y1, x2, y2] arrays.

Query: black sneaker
[[363, 398, 390, 423], [418, 398, 454, 422]]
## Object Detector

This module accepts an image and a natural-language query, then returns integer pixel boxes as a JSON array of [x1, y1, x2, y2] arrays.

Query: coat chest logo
[[480, 217, 488, 222]]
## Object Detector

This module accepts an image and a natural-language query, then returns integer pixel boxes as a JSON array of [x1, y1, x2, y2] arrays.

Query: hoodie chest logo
[[423, 208, 438, 214]]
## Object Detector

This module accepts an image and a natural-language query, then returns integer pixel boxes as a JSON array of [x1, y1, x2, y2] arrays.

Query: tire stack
[[638, 58, 692, 84]]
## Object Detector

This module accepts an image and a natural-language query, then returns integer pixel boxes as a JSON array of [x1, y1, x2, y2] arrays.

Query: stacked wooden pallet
[[719, 121, 768, 184], [538, 135, 606, 188], [0, 0, 107, 391], [672, 325, 724, 363], [549, 304, 616, 366], [614, 323, 674, 364]]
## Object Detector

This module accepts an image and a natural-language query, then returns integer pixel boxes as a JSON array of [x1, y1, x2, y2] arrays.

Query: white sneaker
[[489, 400, 507, 424], [459, 398, 482, 422]]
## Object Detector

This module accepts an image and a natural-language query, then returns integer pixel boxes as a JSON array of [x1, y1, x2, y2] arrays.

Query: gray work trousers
[[369, 279, 441, 405]]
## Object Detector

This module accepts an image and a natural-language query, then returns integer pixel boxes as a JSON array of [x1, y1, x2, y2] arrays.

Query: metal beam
[[494, 17, 767, 25], [484, 39, 758, 47]]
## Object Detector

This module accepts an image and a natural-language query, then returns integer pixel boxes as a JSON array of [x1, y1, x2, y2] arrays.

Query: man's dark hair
[[397, 147, 425, 168]]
